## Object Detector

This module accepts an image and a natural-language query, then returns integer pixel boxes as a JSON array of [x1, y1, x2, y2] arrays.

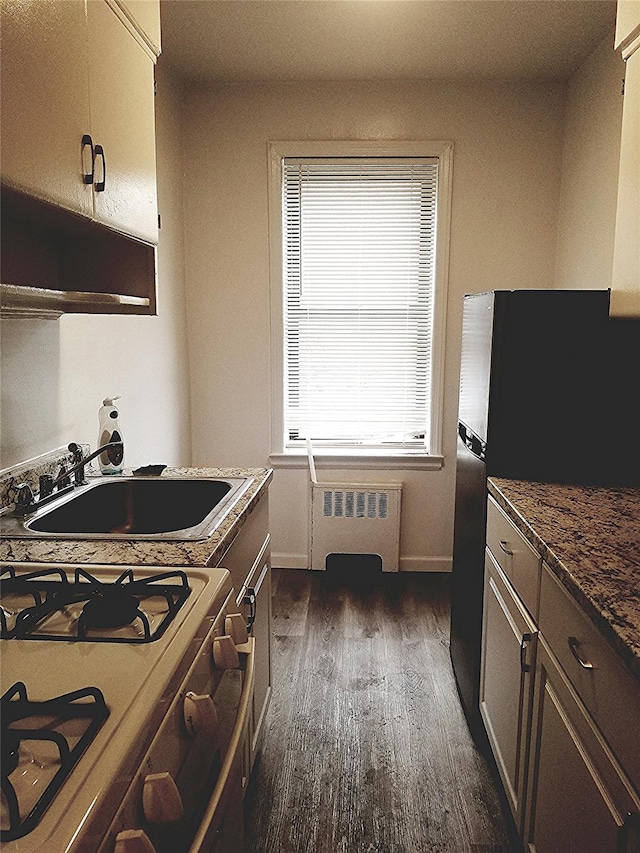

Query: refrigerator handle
[[458, 421, 486, 460]]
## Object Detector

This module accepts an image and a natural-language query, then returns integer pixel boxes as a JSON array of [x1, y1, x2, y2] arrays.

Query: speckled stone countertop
[[488, 477, 640, 682], [0, 467, 273, 568]]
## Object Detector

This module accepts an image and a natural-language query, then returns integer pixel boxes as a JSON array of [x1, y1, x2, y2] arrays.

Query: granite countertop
[[488, 477, 640, 682], [0, 466, 273, 568]]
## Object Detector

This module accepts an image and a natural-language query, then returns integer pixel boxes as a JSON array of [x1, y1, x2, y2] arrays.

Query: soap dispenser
[[97, 397, 124, 474]]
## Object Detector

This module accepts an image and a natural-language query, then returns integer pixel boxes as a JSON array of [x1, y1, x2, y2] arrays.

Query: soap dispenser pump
[[97, 396, 124, 474]]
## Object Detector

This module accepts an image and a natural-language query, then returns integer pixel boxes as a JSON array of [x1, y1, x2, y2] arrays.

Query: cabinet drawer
[[539, 564, 640, 791], [486, 496, 541, 619]]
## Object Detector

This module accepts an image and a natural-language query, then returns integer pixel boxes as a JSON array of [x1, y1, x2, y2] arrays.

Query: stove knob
[[142, 771, 184, 824], [183, 691, 218, 737], [114, 829, 157, 853], [225, 612, 249, 645], [213, 634, 240, 669]]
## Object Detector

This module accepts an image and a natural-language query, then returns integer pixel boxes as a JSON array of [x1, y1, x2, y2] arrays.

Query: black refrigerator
[[450, 289, 640, 733]]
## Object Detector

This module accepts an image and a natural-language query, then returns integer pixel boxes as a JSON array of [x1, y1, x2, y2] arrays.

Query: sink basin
[[1, 476, 253, 541]]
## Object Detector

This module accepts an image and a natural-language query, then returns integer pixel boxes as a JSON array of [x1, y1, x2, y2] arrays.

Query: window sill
[[269, 450, 444, 471]]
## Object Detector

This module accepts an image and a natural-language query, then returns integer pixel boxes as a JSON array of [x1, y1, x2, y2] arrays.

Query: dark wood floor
[[244, 565, 513, 853]]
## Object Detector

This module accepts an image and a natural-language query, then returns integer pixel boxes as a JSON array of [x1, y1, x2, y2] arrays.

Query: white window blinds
[[283, 157, 439, 449]]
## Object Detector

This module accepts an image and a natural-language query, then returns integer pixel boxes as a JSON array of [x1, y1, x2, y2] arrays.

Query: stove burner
[[81, 588, 141, 630], [0, 566, 191, 643], [1, 681, 109, 841]]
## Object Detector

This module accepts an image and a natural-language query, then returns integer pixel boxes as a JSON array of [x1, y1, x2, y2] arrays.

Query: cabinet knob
[[183, 691, 218, 738], [225, 612, 249, 645], [142, 772, 184, 824], [213, 634, 240, 670], [114, 829, 157, 853]]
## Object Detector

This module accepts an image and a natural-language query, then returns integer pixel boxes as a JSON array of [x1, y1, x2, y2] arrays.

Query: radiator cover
[[310, 482, 402, 572]]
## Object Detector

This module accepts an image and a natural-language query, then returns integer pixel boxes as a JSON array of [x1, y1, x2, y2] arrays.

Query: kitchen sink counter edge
[[0, 466, 273, 568], [488, 476, 640, 683]]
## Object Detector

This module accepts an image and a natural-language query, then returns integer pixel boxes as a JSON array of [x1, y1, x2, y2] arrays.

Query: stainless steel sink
[[0, 476, 253, 541]]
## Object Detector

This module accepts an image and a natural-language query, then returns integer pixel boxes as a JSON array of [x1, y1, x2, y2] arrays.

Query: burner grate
[[0, 566, 191, 643], [1, 681, 109, 841]]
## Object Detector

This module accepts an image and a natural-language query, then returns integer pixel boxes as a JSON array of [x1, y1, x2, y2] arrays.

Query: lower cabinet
[[480, 550, 537, 832], [482, 498, 640, 852], [523, 640, 640, 853]]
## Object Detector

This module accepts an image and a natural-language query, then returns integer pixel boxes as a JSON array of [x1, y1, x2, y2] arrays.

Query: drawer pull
[[520, 632, 533, 673], [568, 636, 594, 670], [498, 540, 513, 556]]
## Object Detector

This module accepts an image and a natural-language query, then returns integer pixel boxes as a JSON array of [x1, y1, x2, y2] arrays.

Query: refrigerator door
[[450, 288, 624, 737]]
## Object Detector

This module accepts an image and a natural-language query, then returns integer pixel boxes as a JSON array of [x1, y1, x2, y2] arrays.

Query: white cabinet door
[[0, 0, 93, 217], [480, 550, 537, 831], [87, 0, 158, 243], [524, 641, 640, 853]]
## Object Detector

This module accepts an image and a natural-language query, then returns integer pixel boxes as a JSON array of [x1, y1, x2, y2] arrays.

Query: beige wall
[[0, 63, 191, 471], [554, 33, 624, 289], [181, 79, 566, 569]]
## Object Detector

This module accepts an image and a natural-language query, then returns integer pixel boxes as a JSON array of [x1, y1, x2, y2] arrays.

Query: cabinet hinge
[[622, 78, 625, 96], [158, 214, 162, 229]]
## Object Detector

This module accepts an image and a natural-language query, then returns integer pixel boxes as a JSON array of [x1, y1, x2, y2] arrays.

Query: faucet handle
[[68, 442, 84, 463], [14, 483, 35, 515], [67, 443, 86, 485]]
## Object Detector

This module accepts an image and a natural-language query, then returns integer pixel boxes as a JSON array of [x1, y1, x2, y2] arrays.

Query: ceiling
[[159, 0, 617, 85]]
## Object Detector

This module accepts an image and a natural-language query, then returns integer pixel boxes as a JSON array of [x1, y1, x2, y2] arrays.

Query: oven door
[[108, 633, 255, 853], [189, 635, 255, 853]]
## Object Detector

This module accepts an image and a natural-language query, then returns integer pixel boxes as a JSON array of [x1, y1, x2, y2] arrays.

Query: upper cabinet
[[86, 0, 158, 243], [1, 0, 93, 219], [0, 0, 160, 317], [114, 0, 161, 56], [611, 0, 640, 314]]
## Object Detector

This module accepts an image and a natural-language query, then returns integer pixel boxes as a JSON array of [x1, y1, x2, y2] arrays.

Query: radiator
[[309, 482, 402, 572]]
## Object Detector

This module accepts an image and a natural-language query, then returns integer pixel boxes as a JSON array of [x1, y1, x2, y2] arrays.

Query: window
[[269, 142, 452, 462]]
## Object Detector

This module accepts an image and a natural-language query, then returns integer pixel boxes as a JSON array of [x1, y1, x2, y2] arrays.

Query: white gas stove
[[0, 562, 254, 853]]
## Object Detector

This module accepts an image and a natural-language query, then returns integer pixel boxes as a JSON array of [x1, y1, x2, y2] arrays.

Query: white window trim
[[267, 140, 453, 468]]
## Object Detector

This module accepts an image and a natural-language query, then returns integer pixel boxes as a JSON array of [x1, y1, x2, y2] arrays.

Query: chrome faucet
[[13, 441, 124, 516]]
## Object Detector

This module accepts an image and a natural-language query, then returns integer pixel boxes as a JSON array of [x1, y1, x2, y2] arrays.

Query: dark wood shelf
[[1, 185, 156, 318]]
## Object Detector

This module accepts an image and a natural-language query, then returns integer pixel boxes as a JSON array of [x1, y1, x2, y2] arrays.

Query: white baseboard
[[272, 552, 309, 570], [272, 552, 451, 573], [399, 555, 452, 573]]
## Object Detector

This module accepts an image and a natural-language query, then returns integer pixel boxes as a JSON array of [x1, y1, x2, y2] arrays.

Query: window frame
[[268, 140, 453, 469]]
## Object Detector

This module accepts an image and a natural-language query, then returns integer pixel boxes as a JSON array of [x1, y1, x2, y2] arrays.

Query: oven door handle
[[188, 636, 255, 853]]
